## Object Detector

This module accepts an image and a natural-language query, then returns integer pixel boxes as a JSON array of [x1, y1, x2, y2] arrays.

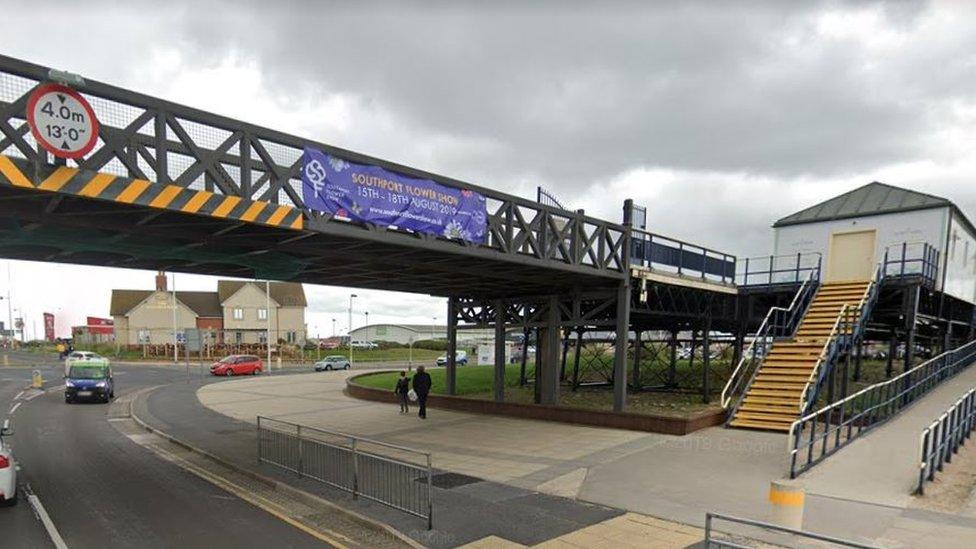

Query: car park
[[436, 350, 468, 366], [0, 420, 15, 506], [65, 362, 115, 403], [210, 355, 263, 376], [314, 355, 351, 371]]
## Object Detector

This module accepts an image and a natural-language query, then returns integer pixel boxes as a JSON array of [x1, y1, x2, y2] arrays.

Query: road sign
[[185, 329, 202, 353], [26, 82, 99, 159]]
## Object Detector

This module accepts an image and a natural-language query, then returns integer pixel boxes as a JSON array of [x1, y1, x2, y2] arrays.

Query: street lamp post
[[332, 318, 336, 337], [348, 294, 357, 368], [364, 311, 369, 340]]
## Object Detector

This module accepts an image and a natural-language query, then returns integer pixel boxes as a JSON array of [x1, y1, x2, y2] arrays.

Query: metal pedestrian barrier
[[789, 339, 976, 478], [256, 416, 433, 529], [917, 386, 976, 494], [704, 512, 877, 548]]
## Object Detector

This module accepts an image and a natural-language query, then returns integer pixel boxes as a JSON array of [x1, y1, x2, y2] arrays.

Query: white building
[[349, 323, 495, 345], [772, 182, 976, 304]]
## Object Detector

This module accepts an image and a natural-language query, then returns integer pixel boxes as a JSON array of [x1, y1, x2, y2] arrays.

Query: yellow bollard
[[31, 369, 43, 389], [768, 480, 804, 530]]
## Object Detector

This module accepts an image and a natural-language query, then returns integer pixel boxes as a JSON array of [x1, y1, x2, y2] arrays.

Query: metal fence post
[[426, 453, 433, 531], [352, 437, 359, 499], [256, 416, 262, 464], [296, 424, 303, 477]]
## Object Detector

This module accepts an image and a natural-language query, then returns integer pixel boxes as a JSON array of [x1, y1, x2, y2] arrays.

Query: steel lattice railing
[[916, 386, 976, 494]]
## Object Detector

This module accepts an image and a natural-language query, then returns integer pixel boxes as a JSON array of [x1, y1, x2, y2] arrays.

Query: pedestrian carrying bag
[[408, 389, 418, 402]]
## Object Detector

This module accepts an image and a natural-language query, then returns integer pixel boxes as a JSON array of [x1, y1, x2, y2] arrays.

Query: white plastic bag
[[407, 389, 418, 402]]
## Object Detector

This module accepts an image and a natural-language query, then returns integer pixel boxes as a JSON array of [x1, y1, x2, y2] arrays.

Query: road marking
[[144, 440, 352, 548], [15, 390, 24, 400], [9, 402, 21, 415], [27, 492, 69, 549]]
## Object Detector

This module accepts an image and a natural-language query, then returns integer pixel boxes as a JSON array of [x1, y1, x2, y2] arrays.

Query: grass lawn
[[352, 363, 721, 417]]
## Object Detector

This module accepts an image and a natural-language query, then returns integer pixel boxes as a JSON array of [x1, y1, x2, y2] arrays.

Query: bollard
[[31, 369, 43, 389], [768, 480, 804, 530], [276, 356, 282, 371], [2, 354, 8, 367]]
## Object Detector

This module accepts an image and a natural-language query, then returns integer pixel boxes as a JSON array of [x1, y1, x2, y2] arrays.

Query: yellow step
[[732, 411, 797, 424], [738, 403, 799, 414], [728, 419, 793, 432], [743, 396, 801, 406]]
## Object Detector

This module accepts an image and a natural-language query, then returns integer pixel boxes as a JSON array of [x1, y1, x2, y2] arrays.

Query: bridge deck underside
[[0, 184, 615, 298]]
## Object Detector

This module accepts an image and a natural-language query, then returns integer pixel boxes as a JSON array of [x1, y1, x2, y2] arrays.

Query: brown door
[[826, 229, 876, 282]]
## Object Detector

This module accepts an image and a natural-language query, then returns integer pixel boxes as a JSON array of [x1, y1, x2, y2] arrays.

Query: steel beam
[[539, 295, 560, 405]]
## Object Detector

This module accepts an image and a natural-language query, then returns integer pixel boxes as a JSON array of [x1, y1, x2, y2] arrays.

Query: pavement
[[193, 369, 976, 547]]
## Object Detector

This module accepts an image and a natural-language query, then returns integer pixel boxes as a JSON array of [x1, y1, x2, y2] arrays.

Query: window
[[287, 331, 296, 343], [233, 308, 244, 320], [235, 331, 243, 343], [258, 308, 268, 321], [258, 333, 267, 344]]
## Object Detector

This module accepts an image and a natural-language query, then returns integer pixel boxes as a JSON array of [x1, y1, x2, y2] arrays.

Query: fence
[[789, 339, 976, 478], [917, 386, 976, 494], [736, 252, 822, 287], [704, 512, 877, 548], [630, 227, 737, 283], [256, 416, 433, 529], [882, 242, 940, 288]]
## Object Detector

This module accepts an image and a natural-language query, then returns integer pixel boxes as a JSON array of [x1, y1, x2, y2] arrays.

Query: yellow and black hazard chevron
[[0, 154, 304, 231]]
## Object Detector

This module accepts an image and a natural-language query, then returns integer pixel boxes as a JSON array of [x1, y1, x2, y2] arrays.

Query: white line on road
[[28, 493, 69, 549], [9, 402, 21, 415], [15, 390, 24, 400]]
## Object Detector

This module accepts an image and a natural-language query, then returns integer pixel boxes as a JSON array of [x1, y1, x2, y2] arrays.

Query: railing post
[[296, 424, 303, 477], [352, 437, 359, 499], [795, 252, 801, 283], [768, 255, 774, 285], [677, 242, 683, 275], [900, 242, 907, 277], [256, 416, 262, 464], [426, 453, 433, 531]]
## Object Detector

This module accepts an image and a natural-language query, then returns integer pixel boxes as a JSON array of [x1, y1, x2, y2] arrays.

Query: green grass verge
[[353, 363, 534, 395]]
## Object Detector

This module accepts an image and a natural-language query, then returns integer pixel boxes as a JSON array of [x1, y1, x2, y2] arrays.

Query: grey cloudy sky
[[3, 1, 976, 337]]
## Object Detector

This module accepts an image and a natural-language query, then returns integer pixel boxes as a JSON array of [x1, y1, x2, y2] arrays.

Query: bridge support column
[[494, 299, 506, 403], [519, 327, 529, 386], [702, 320, 711, 404], [668, 329, 678, 388], [539, 295, 560, 405], [886, 328, 897, 379], [613, 280, 631, 412], [632, 329, 643, 390], [571, 327, 584, 390], [446, 297, 457, 395]]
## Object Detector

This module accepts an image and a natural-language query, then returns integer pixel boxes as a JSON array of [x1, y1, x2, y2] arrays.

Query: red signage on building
[[86, 317, 114, 335], [43, 312, 55, 341]]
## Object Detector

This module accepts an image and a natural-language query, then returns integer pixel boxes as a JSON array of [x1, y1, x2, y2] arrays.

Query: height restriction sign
[[26, 82, 100, 159]]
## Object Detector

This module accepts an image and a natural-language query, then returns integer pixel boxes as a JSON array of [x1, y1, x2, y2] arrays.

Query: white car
[[0, 420, 16, 506]]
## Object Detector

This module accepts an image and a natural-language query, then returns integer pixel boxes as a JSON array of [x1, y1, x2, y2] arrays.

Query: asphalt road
[[0, 359, 333, 548]]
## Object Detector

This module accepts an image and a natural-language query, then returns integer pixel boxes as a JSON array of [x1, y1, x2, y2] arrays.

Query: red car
[[210, 355, 263, 376]]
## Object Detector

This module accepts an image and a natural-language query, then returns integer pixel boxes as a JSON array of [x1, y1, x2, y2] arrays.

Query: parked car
[[0, 420, 16, 506], [436, 350, 468, 366], [350, 340, 378, 350], [210, 355, 263, 376], [65, 362, 114, 404], [314, 355, 351, 371]]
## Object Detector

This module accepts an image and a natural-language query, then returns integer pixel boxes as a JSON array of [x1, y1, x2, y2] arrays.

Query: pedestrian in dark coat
[[412, 365, 432, 419], [394, 371, 411, 414]]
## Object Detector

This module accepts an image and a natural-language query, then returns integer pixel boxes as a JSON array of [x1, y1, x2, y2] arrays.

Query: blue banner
[[301, 147, 487, 244]]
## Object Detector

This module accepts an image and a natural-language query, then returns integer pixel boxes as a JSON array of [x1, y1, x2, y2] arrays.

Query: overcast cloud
[[3, 1, 976, 337]]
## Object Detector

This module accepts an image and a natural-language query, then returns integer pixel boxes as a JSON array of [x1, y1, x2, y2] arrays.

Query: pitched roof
[[217, 280, 307, 307], [774, 182, 952, 227], [110, 290, 222, 317]]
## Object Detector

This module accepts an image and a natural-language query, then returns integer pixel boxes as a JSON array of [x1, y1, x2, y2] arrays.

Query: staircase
[[728, 280, 872, 432]]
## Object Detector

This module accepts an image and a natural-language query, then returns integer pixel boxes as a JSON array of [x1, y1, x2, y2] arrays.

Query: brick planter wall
[[346, 375, 726, 436]]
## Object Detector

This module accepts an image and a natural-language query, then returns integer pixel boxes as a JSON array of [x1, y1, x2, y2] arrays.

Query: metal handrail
[[704, 512, 878, 548], [258, 415, 430, 461], [917, 387, 976, 494], [736, 252, 822, 287], [721, 269, 817, 409], [798, 263, 881, 412], [630, 226, 737, 282], [788, 339, 976, 478]]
